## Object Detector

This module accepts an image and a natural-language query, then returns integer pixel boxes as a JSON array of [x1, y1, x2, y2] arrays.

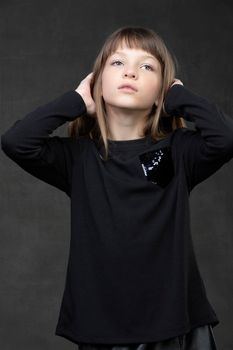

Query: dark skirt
[[77, 324, 218, 350]]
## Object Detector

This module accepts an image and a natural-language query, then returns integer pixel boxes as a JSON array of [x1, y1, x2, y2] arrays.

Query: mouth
[[118, 84, 138, 92]]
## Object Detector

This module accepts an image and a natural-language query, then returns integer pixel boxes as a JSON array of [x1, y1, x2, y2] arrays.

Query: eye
[[111, 60, 123, 66], [110, 60, 154, 71], [142, 64, 154, 71]]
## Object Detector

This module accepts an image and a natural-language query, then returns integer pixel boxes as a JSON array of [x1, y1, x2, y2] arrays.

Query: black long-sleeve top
[[1, 84, 233, 346]]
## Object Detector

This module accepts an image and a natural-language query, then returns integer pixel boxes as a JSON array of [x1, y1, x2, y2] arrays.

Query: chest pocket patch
[[138, 146, 174, 188]]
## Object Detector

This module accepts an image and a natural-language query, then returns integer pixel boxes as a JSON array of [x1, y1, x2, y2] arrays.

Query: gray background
[[0, 0, 233, 349]]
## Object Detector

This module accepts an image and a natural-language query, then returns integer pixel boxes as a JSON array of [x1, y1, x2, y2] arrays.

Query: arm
[[163, 84, 233, 191], [1, 90, 87, 196]]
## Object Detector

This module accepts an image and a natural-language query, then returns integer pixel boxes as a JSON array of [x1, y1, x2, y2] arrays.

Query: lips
[[118, 84, 138, 92]]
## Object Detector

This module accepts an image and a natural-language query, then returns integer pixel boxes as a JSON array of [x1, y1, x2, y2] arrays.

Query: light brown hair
[[67, 26, 186, 160]]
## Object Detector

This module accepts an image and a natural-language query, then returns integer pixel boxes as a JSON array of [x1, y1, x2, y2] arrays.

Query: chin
[[104, 98, 145, 109]]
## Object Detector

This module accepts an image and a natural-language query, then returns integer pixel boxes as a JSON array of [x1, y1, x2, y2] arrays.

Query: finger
[[87, 72, 93, 79]]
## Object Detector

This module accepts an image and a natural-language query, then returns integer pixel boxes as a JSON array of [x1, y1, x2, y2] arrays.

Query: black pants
[[78, 324, 218, 350]]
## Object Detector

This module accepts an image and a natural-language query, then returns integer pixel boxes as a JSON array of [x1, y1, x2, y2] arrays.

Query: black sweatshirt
[[1, 85, 233, 346]]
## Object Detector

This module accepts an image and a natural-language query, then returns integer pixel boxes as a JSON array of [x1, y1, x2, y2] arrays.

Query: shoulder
[[53, 135, 91, 158], [171, 127, 201, 144]]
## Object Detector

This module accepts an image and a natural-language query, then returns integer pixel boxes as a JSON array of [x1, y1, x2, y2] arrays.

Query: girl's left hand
[[169, 78, 184, 89], [162, 78, 184, 116]]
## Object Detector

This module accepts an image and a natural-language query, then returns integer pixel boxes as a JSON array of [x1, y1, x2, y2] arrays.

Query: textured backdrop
[[0, 0, 232, 349]]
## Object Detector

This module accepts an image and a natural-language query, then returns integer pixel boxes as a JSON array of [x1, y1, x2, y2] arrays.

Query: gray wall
[[0, 0, 232, 349]]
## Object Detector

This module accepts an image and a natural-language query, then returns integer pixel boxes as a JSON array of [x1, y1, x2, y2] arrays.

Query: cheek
[[150, 78, 162, 98], [101, 71, 115, 98], [143, 81, 161, 103]]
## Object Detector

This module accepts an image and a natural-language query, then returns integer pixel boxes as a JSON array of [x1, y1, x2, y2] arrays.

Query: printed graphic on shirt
[[139, 146, 174, 188]]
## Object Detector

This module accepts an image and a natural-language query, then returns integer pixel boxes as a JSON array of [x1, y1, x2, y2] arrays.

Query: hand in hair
[[75, 72, 96, 116], [162, 78, 184, 116], [169, 78, 184, 89]]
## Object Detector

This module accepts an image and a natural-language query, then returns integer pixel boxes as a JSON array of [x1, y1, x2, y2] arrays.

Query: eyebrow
[[111, 51, 157, 62]]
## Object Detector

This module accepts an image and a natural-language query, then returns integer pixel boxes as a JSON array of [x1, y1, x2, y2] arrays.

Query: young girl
[[1, 26, 233, 350]]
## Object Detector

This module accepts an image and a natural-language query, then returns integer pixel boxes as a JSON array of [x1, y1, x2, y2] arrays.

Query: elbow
[[1, 133, 15, 157], [211, 132, 233, 158], [1, 131, 25, 159], [203, 131, 233, 160], [1, 131, 44, 160], [1, 120, 22, 157]]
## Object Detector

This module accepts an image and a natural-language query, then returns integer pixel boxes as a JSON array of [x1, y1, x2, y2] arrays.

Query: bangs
[[102, 27, 164, 69]]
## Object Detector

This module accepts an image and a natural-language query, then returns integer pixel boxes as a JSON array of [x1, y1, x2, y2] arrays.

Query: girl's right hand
[[75, 72, 96, 116]]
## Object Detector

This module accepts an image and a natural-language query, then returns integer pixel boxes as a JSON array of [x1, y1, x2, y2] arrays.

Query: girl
[[1, 26, 233, 350]]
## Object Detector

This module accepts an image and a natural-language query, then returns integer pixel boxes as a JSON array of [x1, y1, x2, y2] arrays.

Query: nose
[[123, 67, 137, 79], [124, 72, 136, 78]]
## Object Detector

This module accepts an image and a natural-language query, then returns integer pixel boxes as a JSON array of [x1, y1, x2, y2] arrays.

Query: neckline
[[107, 136, 150, 148]]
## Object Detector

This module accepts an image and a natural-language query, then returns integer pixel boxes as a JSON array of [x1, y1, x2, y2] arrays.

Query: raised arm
[[163, 84, 233, 191], [1, 72, 96, 196], [1, 90, 87, 196]]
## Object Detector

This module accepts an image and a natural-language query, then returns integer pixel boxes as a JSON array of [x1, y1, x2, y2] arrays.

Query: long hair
[[67, 26, 187, 160]]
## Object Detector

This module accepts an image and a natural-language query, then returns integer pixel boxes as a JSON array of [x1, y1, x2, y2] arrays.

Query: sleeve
[[1, 90, 87, 196], [163, 84, 233, 192]]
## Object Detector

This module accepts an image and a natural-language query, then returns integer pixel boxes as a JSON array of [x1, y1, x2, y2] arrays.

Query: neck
[[105, 105, 150, 141]]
